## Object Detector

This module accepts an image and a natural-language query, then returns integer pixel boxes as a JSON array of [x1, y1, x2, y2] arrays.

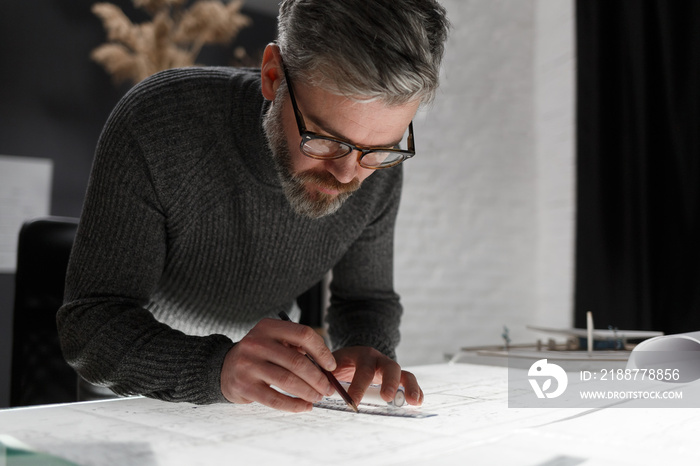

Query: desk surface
[[1, 363, 698, 466]]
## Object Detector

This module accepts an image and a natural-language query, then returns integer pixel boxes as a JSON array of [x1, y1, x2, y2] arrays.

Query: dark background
[[0, 0, 277, 408], [574, 0, 700, 334]]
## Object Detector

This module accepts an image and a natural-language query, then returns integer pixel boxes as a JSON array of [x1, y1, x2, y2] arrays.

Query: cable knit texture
[[57, 67, 403, 404]]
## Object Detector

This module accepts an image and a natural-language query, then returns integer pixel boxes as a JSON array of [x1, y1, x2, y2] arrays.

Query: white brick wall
[[394, 0, 575, 365]]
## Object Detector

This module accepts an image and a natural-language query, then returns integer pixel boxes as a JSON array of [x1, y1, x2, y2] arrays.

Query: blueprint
[[2, 363, 700, 466]]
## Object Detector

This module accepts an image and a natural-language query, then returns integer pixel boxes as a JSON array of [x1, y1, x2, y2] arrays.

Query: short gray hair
[[277, 0, 450, 106]]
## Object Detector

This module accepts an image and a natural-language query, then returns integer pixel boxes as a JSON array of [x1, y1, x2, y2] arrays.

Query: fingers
[[377, 358, 402, 403], [399, 371, 424, 406], [220, 318, 336, 412], [267, 319, 337, 372], [346, 361, 375, 406], [230, 380, 315, 413], [255, 319, 334, 395], [333, 346, 424, 407]]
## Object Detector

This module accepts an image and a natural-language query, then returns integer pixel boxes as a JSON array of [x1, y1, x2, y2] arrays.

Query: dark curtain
[[575, 0, 700, 333]]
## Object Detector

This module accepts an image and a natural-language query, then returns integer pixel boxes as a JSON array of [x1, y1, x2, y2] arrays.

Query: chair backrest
[[10, 216, 79, 407]]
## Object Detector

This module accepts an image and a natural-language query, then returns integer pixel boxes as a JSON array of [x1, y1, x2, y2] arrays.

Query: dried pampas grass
[[91, 0, 251, 85]]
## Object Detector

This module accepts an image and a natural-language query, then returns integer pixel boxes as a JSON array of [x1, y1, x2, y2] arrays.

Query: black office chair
[[10, 216, 80, 407]]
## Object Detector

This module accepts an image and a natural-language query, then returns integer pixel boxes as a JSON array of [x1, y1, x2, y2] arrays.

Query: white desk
[[1, 363, 698, 465]]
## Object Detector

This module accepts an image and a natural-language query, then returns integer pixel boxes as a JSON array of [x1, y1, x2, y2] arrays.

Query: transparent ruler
[[314, 398, 437, 418]]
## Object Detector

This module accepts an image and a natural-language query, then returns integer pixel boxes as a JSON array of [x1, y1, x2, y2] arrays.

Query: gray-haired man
[[58, 0, 449, 412]]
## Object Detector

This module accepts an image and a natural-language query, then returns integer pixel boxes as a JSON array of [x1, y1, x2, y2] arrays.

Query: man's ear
[[261, 43, 283, 101]]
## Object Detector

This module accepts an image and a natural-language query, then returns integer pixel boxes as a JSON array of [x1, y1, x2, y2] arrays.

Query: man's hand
[[331, 346, 424, 407], [220, 318, 336, 412]]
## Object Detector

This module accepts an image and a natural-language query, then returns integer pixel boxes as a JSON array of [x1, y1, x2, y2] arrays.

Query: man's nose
[[324, 151, 360, 184]]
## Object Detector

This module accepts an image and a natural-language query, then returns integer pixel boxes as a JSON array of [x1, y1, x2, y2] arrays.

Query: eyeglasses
[[282, 66, 415, 169]]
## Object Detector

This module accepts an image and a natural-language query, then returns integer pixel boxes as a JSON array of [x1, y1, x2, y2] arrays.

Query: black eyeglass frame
[[282, 65, 416, 169]]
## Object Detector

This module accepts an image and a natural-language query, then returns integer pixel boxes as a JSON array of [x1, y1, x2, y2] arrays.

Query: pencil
[[278, 311, 359, 413]]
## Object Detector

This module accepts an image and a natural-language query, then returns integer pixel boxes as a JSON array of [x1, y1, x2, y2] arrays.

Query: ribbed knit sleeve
[[326, 167, 403, 360], [57, 70, 234, 404]]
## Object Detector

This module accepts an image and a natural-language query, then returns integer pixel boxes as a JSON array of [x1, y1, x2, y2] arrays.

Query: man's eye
[[304, 139, 350, 157]]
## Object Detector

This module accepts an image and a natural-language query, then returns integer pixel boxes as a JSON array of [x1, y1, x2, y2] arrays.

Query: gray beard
[[262, 86, 358, 219]]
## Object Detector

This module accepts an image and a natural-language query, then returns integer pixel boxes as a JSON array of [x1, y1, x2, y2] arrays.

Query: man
[[58, 0, 449, 412]]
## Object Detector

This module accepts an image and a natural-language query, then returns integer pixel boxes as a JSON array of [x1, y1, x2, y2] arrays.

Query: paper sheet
[[629, 331, 700, 352], [0, 155, 53, 272], [0, 435, 78, 465], [626, 331, 700, 382], [2, 364, 700, 465]]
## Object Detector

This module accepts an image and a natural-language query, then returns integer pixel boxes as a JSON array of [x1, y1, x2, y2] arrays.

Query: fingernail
[[411, 391, 420, 401]]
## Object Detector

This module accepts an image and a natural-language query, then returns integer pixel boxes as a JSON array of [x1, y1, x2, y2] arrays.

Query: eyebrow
[[303, 110, 404, 149]]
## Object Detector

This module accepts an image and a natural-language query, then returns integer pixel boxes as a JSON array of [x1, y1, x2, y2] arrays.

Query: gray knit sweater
[[57, 67, 403, 404]]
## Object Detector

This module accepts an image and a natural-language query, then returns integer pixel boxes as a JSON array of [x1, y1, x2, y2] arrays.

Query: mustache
[[294, 170, 361, 195]]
